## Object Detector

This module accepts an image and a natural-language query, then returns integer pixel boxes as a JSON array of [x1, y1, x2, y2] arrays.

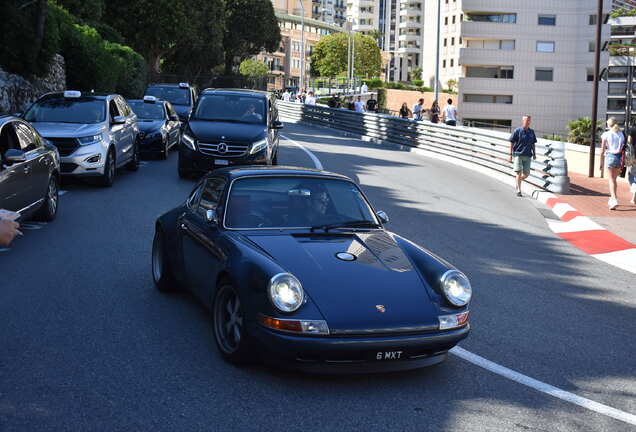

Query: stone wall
[[0, 54, 66, 115]]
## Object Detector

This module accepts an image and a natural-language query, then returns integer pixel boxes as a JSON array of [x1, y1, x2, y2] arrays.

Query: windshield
[[145, 87, 191, 106], [225, 177, 378, 229], [24, 98, 106, 124], [128, 101, 165, 120], [193, 95, 266, 124]]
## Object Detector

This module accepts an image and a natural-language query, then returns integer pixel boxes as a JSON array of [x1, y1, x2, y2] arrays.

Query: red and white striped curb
[[535, 192, 636, 274]]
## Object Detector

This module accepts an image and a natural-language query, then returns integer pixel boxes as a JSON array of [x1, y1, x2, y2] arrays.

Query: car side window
[[166, 103, 177, 119], [197, 177, 227, 218], [117, 97, 132, 117], [0, 122, 21, 163], [109, 99, 120, 122], [14, 123, 40, 152]]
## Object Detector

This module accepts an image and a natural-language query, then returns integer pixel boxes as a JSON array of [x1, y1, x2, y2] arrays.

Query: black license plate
[[371, 350, 406, 361]]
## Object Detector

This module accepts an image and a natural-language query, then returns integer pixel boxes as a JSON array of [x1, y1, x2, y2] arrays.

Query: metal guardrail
[[277, 101, 570, 194]]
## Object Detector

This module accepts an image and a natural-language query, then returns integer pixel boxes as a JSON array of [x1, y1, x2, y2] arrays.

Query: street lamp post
[[589, 0, 603, 178], [299, 0, 306, 92], [434, 0, 441, 102]]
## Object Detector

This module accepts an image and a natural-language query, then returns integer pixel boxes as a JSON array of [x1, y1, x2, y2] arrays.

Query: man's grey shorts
[[513, 155, 532, 175]]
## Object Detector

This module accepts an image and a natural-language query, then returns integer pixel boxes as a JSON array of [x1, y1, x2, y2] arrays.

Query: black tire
[[159, 139, 168, 160], [152, 229, 179, 292], [127, 141, 140, 171], [34, 175, 59, 222], [212, 283, 255, 364], [98, 149, 115, 187]]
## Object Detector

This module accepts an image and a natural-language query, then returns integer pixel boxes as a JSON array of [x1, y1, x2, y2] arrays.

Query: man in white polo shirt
[[443, 98, 458, 126]]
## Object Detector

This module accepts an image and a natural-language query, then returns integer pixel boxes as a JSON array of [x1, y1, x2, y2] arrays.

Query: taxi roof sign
[[64, 90, 81, 98], [143, 95, 158, 103], [178, 82, 189, 88]]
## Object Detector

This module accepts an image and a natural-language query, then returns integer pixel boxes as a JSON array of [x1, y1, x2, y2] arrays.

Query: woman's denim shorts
[[605, 152, 622, 169]]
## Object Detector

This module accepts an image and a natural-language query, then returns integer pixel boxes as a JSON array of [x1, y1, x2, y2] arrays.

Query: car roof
[[146, 83, 193, 88], [127, 98, 168, 104], [205, 165, 351, 181], [0, 115, 19, 127], [38, 92, 111, 101], [199, 88, 270, 97]]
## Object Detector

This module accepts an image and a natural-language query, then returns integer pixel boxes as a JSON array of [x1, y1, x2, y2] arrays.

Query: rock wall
[[0, 54, 66, 115]]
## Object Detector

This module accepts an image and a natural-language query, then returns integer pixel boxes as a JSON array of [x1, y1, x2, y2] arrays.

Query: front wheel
[[152, 229, 179, 292], [34, 175, 59, 221], [98, 150, 115, 187], [159, 139, 168, 160], [212, 283, 255, 364], [127, 141, 140, 171]]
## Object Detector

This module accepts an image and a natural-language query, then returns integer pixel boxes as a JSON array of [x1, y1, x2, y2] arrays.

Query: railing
[[277, 101, 569, 194]]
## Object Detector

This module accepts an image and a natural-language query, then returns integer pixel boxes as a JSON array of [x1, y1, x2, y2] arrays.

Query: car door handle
[[23, 167, 30, 174]]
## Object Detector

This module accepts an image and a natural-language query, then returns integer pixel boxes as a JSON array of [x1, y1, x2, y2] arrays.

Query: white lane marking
[[139, 161, 150, 167], [286, 126, 636, 426], [592, 248, 636, 274], [546, 217, 604, 234], [20, 222, 47, 230], [451, 347, 636, 426], [280, 134, 323, 170]]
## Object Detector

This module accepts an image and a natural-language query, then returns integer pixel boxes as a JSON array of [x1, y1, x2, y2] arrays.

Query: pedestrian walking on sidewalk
[[509, 115, 537, 197], [354, 96, 366, 113], [625, 127, 636, 204], [429, 100, 440, 123], [399, 103, 411, 119], [600, 117, 625, 210], [413, 98, 424, 121], [442, 98, 458, 126], [305, 91, 316, 106]]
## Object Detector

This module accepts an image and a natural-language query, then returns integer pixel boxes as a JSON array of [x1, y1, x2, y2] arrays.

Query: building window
[[452, 15, 456, 24], [465, 13, 517, 23], [538, 15, 556, 25], [464, 94, 513, 104], [608, 98, 627, 111], [444, 38, 447, 47], [588, 41, 595, 52], [535, 67, 554, 81], [537, 41, 555, 52], [445, 17, 448, 25], [466, 66, 514, 79], [587, 68, 595, 82], [467, 39, 515, 50], [589, 14, 597, 25], [451, 37, 455, 45], [450, 59, 454, 67], [443, 59, 446, 68]]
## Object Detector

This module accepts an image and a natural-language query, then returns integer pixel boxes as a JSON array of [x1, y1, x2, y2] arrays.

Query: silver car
[[23, 91, 140, 186]]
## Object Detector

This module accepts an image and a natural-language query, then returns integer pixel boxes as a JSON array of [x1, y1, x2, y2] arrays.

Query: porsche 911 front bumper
[[248, 323, 470, 373]]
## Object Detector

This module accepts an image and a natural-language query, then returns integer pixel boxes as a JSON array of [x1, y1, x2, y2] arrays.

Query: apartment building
[[607, 14, 636, 127], [422, 0, 610, 136], [261, 1, 343, 90], [346, 0, 381, 34]]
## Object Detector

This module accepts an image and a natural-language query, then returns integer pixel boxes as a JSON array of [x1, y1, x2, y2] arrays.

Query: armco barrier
[[277, 101, 570, 194]]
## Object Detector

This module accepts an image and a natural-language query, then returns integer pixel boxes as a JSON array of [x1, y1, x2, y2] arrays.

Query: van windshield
[[193, 95, 266, 125]]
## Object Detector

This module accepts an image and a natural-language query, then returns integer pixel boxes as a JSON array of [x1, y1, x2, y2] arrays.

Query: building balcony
[[399, 8, 422, 16], [458, 47, 516, 65], [397, 46, 420, 54], [398, 34, 421, 42], [460, 20, 517, 39], [399, 21, 421, 29], [354, 23, 375, 32]]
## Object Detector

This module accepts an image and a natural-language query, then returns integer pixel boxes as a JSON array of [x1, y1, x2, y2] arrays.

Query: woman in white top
[[600, 117, 625, 210]]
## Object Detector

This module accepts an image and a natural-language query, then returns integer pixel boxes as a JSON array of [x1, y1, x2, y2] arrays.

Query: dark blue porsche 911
[[151, 166, 472, 373]]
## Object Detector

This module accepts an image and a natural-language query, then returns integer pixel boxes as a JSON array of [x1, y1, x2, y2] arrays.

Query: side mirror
[[376, 210, 389, 224], [5, 149, 27, 164], [205, 209, 218, 224], [271, 120, 283, 129], [112, 115, 126, 125]]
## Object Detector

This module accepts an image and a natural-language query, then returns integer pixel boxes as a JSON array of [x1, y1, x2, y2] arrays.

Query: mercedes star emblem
[[375, 305, 386, 313], [218, 143, 227, 154]]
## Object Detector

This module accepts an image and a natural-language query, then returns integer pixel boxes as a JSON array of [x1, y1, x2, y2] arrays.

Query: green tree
[[103, 0, 189, 72], [223, 0, 281, 74], [162, 0, 225, 80], [446, 78, 457, 92], [311, 32, 381, 78], [239, 58, 269, 77], [567, 117, 603, 146], [56, 0, 104, 21]]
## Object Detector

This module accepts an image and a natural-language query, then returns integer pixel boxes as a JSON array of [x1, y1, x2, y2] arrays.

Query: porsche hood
[[245, 231, 440, 334]]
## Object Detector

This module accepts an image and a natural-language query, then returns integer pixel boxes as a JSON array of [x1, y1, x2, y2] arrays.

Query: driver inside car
[[241, 103, 263, 122]]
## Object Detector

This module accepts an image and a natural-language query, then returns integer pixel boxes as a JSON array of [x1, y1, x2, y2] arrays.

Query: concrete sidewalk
[[560, 173, 636, 244]]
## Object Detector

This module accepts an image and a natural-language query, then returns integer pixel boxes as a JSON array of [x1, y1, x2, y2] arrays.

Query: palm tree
[[567, 117, 603, 146]]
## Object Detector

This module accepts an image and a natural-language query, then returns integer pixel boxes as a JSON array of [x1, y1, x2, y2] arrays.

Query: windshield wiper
[[310, 220, 381, 232]]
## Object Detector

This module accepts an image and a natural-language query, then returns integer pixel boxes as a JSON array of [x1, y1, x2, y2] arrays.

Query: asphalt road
[[1, 121, 635, 431]]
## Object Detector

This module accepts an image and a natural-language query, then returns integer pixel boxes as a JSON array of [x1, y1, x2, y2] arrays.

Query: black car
[[0, 116, 60, 221], [144, 83, 197, 123], [178, 89, 283, 178], [128, 96, 181, 159], [151, 166, 472, 373]]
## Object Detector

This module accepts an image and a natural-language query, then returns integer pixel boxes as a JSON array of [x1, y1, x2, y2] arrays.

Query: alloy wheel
[[214, 286, 243, 354]]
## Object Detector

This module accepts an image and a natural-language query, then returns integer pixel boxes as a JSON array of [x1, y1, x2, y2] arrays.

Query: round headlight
[[268, 273, 305, 313], [440, 270, 472, 307]]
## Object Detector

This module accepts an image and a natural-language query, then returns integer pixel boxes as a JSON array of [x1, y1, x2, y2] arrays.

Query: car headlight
[[78, 135, 102, 145], [249, 138, 268, 154], [440, 270, 472, 307], [182, 132, 196, 150], [268, 273, 304, 313]]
